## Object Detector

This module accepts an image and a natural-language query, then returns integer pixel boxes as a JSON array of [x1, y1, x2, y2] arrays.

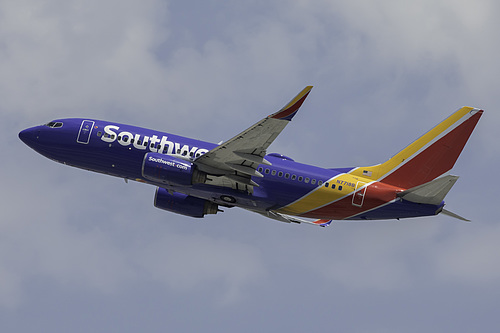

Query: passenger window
[[285, 173, 290, 179], [332, 184, 336, 189], [118, 136, 121, 140], [278, 171, 283, 177], [265, 169, 270, 174], [271, 170, 277, 176], [318, 180, 323, 186], [97, 131, 102, 137], [143, 141, 147, 146], [258, 167, 263, 172], [138, 140, 142, 145], [298, 176, 303, 182], [104, 133, 109, 138], [339, 186, 343, 191], [325, 182, 329, 187], [311, 179, 316, 185], [305, 177, 310, 183], [123, 137, 128, 142], [292, 175, 297, 180]]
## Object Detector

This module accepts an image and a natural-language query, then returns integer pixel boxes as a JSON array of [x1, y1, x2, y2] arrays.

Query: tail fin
[[351, 107, 483, 189]]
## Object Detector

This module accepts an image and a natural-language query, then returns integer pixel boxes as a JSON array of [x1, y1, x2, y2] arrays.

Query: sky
[[1, 0, 499, 332]]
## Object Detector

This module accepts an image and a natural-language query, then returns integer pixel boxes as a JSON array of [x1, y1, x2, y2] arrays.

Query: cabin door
[[352, 181, 367, 207], [77, 120, 95, 144]]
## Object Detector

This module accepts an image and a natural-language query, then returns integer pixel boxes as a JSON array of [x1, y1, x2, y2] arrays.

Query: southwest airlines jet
[[19, 87, 483, 226]]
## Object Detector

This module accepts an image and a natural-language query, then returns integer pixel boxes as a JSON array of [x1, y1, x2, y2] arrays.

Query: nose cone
[[19, 127, 39, 149]]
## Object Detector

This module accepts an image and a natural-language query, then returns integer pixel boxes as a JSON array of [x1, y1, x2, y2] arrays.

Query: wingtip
[[270, 86, 313, 121], [313, 219, 332, 227]]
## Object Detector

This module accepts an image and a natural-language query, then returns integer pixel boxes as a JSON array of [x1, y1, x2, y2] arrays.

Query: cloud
[[0, 145, 265, 307], [2, 0, 500, 331], [0, 0, 169, 119]]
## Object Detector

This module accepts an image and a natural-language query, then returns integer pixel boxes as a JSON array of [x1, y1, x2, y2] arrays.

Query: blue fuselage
[[19, 118, 443, 221]]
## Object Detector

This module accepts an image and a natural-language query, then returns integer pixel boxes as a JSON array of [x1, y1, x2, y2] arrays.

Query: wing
[[256, 210, 332, 227], [265, 211, 332, 227], [194, 86, 313, 191]]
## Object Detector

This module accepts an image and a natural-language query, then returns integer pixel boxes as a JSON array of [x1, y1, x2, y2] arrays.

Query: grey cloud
[[2, 0, 500, 332]]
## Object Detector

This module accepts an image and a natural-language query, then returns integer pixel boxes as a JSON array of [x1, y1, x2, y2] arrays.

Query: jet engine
[[154, 188, 219, 218], [142, 152, 207, 185]]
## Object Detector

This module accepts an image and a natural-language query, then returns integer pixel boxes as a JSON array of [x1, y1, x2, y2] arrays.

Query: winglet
[[270, 86, 313, 121], [259, 210, 330, 227], [313, 219, 332, 227]]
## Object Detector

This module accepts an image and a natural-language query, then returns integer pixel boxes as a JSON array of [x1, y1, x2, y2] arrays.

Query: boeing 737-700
[[19, 86, 483, 226]]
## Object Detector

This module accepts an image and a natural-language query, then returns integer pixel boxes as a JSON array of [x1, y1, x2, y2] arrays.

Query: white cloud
[[0, 0, 169, 119]]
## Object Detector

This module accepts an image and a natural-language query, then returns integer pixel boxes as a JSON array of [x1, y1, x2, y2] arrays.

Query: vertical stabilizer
[[350, 107, 483, 189]]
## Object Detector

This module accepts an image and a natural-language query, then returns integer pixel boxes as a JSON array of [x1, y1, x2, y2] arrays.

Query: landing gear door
[[77, 120, 95, 144], [352, 181, 367, 207]]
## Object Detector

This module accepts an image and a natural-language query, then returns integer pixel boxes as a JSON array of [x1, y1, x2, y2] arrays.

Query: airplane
[[19, 86, 483, 227]]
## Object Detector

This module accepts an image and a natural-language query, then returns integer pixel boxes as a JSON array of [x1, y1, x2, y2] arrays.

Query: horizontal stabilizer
[[397, 175, 459, 205], [441, 209, 470, 222]]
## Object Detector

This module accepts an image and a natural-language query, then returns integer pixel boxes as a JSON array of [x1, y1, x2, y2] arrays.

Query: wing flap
[[233, 151, 272, 165], [225, 163, 264, 177]]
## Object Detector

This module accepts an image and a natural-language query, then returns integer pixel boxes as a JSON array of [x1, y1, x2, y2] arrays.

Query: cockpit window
[[45, 121, 63, 128]]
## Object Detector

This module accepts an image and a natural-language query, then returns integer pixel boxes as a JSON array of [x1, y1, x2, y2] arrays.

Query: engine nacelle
[[142, 152, 206, 185], [154, 188, 219, 218]]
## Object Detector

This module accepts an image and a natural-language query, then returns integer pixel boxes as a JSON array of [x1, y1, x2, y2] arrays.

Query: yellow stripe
[[349, 107, 475, 180], [278, 106, 474, 215], [278, 174, 370, 215], [280, 86, 313, 111]]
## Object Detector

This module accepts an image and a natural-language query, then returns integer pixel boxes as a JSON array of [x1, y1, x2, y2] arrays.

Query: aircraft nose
[[19, 127, 39, 148]]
